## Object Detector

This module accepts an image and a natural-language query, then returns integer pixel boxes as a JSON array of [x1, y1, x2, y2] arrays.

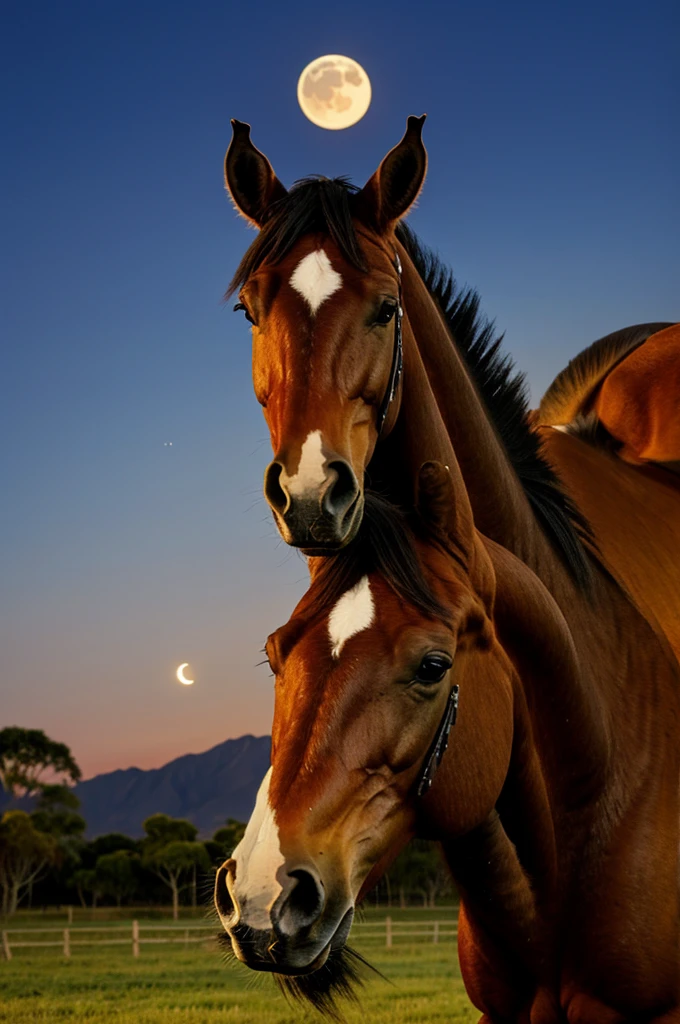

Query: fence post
[[385, 915, 392, 949], [132, 920, 139, 958], [63, 929, 70, 958], [2, 931, 11, 961], [67, 905, 73, 925], [433, 920, 439, 944]]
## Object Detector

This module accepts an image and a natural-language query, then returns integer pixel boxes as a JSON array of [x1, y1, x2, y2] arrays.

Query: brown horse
[[224, 116, 679, 645], [219, 118, 680, 1018], [535, 323, 680, 661], [225, 115, 592, 576], [215, 463, 680, 1021], [225, 115, 680, 659]]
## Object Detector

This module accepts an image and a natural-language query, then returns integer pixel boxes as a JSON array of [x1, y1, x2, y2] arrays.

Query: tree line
[[0, 727, 452, 918]]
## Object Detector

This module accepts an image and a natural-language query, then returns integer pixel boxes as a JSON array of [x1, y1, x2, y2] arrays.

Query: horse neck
[[434, 542, 611, 978], [395, 241, 551, 574], [373, 320, 482, 560]]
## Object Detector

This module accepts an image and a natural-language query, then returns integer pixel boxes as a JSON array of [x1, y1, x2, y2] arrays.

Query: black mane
[[395, 223, 593, 588], [229, 176, 592, 587]]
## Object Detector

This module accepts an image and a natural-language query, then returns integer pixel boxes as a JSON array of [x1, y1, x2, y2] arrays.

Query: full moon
[[176, 663, 194, 686], [297, 55, 371, 130]]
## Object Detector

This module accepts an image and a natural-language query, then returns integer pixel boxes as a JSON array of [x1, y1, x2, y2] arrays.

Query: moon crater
[[297, 55, 371, 130]]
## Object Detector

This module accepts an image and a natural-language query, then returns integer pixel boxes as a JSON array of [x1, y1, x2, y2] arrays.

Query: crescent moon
[[176, 663, 194, 686]]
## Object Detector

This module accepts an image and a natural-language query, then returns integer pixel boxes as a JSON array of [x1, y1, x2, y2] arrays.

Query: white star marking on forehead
[[290, 249, 342, 315], [328, 576, 375, 659]]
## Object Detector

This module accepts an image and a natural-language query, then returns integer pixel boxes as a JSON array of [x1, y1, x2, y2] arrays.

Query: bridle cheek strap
[[373, 252, 458, 795], [416, 685, 459, 798], [375, 252, 404, 437]]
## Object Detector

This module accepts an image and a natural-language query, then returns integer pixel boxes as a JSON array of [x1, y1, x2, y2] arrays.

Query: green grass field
[[0, 908, 478, 1023]]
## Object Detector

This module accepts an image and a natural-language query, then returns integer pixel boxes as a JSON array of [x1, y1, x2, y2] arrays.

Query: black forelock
[[309, 493, 451, 628], [228, 177, 367, 296]]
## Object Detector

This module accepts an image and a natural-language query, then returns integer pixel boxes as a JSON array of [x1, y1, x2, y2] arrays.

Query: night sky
[[2, 0, 678, 778]]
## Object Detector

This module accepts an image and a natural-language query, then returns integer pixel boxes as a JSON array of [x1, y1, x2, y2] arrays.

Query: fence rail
[[1, 921, 218, 960], [1, 916, 458, 960]]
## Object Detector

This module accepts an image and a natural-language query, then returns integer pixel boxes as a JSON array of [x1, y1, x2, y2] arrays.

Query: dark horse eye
[[233, 302, 256, 325], [415, 653, 451, 685], [374, 301, 397, 326]]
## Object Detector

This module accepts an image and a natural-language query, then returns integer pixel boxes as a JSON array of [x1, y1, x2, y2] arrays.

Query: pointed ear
[[225, 120, 287, 227], [354, 114, 427, 230], [416, 461, 456, 538], [416, 460, 474, 557]]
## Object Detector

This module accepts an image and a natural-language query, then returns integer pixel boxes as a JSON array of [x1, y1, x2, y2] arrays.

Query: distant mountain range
[[1, 735, 271, 839]]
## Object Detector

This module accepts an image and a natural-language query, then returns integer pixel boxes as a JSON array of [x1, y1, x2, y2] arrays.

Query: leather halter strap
[[416, 685, 459, 798], [375, 252, 404, 436], [373, 251, 458, 795]]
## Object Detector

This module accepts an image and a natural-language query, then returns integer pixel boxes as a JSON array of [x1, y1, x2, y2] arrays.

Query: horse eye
[[415, 654, 451, 685], [374, 301, 397, 326], [233, 302, 256, 325]]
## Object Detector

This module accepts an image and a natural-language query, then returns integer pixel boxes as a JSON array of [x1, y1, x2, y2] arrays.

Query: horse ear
[[225, 120, 287, 227], [354, 114, 427, 230], [416, 461, 456, 538], [418, 461, 494, 602]]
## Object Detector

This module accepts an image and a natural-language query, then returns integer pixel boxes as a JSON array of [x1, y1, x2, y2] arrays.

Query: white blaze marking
[[284, 430, 327, 497], [229, 768, 285, 931], [290, 249, 342, 314], [328, 576, 375, 659]]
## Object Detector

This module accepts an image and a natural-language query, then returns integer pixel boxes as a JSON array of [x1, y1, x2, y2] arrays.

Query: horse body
[[216, 477, 680, 1019], [534, 322, 680, 661], [541, 428, 680, 661], [219, 118, 680, 1020], [470, 536, 680, 1021]]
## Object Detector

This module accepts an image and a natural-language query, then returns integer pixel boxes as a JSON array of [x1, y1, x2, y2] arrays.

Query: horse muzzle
[[215, 860, 354, 974], [264, 455, 363, 551]]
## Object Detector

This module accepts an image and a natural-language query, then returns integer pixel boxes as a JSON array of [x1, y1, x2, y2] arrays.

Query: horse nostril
[[322, 460, 359, 519], [278, 868, 325, 932], [214, 863, 235, 921], [264, 460, 290, 516]]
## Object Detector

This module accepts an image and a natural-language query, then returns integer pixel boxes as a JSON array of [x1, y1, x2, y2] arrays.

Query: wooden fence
[[1, 917, 457, 960], [1, 921, 215, 960], [354, 917, 457, 948]]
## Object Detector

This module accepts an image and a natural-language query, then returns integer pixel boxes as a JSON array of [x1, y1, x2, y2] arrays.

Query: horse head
[[214, 464, 523, 1006], [225, 117, 428, 551]]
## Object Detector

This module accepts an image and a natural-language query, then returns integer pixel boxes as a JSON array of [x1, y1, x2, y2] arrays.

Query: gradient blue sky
[[2, 0, 678, 778]]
